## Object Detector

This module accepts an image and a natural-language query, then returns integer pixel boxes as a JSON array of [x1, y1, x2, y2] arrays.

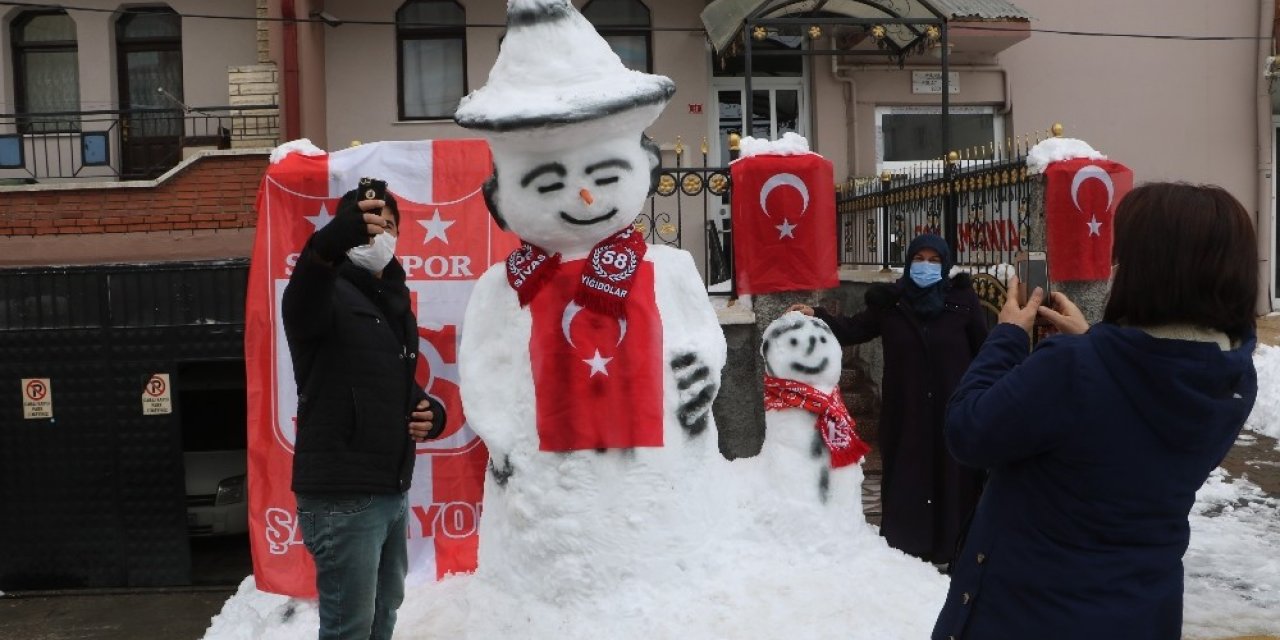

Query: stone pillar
[[228, 65, 280, 149], [257, 0, 271, 64], [223, 0, 280, 149]]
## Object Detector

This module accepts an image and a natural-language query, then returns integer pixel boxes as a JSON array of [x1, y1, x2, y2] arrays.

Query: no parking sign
[[142, 373, 172, 415], [21, 377, 52, 420]]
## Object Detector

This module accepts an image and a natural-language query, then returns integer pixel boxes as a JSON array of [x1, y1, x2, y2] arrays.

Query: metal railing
[[0, 105, 279, 182], [637, 136, 735, 295], [836, 130, 1055, 269]]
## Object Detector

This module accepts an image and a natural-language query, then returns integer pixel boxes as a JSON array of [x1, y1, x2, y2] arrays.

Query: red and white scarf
[[763, 375, 870, 468], [506, 227, 647, 317]]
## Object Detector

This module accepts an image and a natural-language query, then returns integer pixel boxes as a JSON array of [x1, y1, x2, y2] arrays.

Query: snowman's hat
[[454, 0, 674, 145]]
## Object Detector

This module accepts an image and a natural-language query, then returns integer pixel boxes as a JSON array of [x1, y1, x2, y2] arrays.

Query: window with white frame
[[582, 0, 651, 73], [397, 0, 466, 120], [875, 105, 1004, 174], [11, 10, 80, 133]]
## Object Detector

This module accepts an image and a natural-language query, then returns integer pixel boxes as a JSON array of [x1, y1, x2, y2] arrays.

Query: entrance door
[[116, 8, 182, 179], [712, 84, 806, 166]]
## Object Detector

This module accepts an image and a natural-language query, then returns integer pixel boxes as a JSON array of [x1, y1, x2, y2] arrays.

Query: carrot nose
[[580, 188, 594, 205]]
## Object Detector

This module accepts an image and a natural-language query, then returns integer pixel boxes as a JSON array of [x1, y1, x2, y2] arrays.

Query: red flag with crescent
[[527, 258, 664, 450], [730, 153, 838, 294], [1044, 158, 1133, 282]]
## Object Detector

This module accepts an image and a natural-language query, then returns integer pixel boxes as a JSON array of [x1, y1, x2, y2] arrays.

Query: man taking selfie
[[282, 179, 447, 640]]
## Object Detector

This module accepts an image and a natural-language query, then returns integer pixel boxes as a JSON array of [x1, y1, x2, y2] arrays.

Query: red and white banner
[[1044, 158, 1133, 282], [245, 140, 519, 597], [730, 153, 838, 294]]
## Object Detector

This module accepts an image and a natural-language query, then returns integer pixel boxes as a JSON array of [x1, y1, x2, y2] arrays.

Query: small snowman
[[756, 311, 871, 533], [453, 0, 729, 621]]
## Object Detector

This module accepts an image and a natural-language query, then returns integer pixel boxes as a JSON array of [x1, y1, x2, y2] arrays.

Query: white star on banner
[[304, 204, 334, 231], [776, 219, 797, 239], [582, 349, 613, 377], [419, 209, 456, 245], [1087, 216, 1102, 237]]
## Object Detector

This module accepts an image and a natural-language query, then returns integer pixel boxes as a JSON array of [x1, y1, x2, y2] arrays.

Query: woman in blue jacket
[[933, 182, 1259, 640]]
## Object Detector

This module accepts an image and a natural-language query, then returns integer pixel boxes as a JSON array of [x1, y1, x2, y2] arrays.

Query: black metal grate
[[0, 260, 248, 589]]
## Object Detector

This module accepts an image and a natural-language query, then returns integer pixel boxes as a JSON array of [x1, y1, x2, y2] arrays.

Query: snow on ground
[[1183, 468, 1280, 639], [1245, 344, 1280, 445], [203, 334, 1280, 640]]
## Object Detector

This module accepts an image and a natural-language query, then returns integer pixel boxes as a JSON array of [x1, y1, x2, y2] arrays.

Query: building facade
[[0, 0, 1276, 589]]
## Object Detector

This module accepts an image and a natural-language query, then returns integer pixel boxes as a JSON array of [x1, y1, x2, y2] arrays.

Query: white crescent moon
[[1070, 165, 1115, 212], [561, 301, 628, 348], [760, 173, 810, 218]]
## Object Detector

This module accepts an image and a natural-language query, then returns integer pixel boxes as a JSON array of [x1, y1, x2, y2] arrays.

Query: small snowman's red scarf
[[763, 375, 870, 467], [506, 227, 663, 451]]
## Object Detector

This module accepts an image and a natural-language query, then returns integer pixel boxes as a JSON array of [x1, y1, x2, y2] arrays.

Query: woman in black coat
[[791, 233, 988, 565]]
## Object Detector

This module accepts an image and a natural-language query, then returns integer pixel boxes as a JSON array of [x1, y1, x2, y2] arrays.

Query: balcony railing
[[0, 105, 279, 183]]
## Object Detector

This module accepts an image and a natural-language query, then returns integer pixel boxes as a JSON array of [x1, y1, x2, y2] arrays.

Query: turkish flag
[[246, 140, 519, 596], [1044, 158, 1133, 282], [730, 153, 838, 294], [527, 258, 664, 450]]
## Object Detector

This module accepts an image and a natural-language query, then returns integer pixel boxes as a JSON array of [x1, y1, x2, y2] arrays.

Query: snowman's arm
[[459, 264, 527, 460], [656, 247, 727, 372], [654, 247, 727, 435]]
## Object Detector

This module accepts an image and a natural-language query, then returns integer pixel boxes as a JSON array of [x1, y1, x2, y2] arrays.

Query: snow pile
[[201, 578, 318, 640], [737, 132, 813, 160], [1026, 137, 1107, 175], [1244, 344, 1280, 445], [269, 139, 324, 164], [1183, 468, 1280, 639]]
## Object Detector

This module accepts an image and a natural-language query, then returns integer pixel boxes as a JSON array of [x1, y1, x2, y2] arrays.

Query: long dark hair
[[1103, 182, 1257, 338]]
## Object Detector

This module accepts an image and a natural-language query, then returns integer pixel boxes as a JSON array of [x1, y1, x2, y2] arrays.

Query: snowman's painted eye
[[820, 336, 827, 344], [594, 176, 620, 186], [537, 182, 565, 194], [789, 338, 798, 346]]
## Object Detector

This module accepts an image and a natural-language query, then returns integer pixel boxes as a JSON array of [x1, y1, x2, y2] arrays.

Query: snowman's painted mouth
[[560, 209, 619, 226], [790, 357, 829, 375]]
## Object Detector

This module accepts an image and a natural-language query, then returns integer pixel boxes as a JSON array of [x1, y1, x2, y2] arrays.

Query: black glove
[[309, 194, 371, 263], [423, 394, 448, 440], [865, 284, 901, 310]]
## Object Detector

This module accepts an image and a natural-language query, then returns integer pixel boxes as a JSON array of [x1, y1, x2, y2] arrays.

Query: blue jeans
[[295, 492, 408, 640]]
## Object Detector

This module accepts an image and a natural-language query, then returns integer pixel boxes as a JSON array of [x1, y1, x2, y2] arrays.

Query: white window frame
[[874, 105, 1004, 174], [711, 76, 808, 165]]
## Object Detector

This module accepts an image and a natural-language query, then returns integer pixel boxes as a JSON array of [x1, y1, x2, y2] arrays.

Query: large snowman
[[453, 0, 730, 631]]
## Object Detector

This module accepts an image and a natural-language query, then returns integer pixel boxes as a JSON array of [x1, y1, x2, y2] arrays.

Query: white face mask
[[346, 231, 397, 274]]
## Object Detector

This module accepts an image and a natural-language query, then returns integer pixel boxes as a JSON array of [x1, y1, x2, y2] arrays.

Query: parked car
[[185, 450, 247, 536]]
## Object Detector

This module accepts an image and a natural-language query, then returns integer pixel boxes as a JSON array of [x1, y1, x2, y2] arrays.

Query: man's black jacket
[[282, 212, 445, 495]]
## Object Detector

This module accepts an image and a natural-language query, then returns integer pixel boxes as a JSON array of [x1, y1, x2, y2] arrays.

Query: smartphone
[[1014, 251, 1050, 308], [357, 177, 388, 203]]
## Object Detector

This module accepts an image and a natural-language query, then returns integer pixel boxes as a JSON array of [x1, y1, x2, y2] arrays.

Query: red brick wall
[[0, 154, 268, 236]]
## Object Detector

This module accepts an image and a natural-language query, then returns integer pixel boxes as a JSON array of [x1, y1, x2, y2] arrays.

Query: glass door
[[116, 9, 182, 179], [712, 84, 806, 167]]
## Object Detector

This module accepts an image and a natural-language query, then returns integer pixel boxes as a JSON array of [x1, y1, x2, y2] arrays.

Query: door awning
[[701, 0, 1032, 54]]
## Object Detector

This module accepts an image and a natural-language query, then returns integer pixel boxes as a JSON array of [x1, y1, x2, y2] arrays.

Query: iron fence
[[638, 141, 735, 295], [837, 145, 1038, 269], [0, 105, 279, 182]]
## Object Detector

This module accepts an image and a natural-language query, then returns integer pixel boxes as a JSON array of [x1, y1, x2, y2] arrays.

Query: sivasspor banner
[[1044, 158, 1133, 282], [730, 153, 838, 294], [245, 139, 519, 597]]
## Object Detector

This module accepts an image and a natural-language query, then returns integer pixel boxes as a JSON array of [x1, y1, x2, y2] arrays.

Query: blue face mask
[[909, 261, 943, 287]]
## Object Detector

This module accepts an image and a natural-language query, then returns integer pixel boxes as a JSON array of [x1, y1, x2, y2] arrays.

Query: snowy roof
[[701, 0, 1031, 53], [930, 0, 1032, 20]]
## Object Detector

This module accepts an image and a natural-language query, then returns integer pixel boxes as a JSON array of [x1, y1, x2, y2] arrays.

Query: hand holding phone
[[1014, 251, 1051, 311], [356, 177, 389, 239]]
